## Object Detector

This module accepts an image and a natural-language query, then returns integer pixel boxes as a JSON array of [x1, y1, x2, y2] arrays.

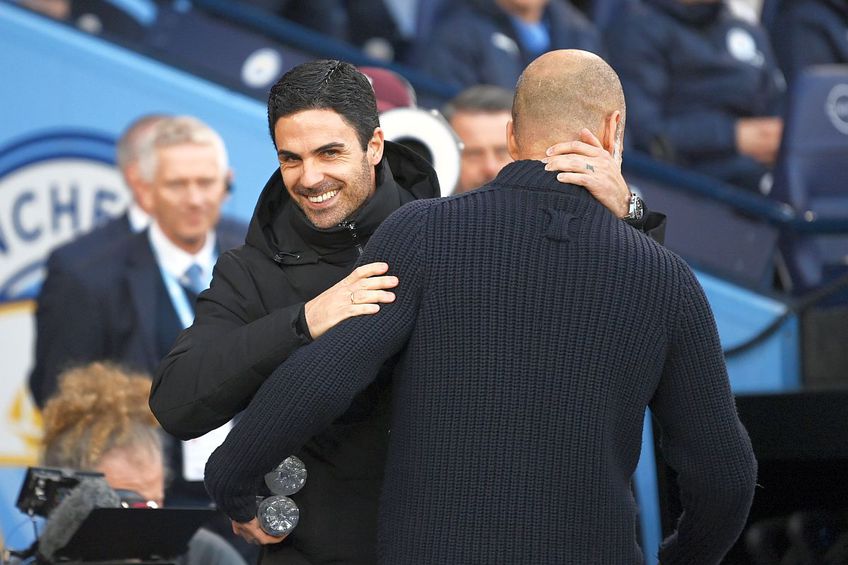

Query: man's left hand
[[542, 128, 630, 218], [231, 518, 286, 545]]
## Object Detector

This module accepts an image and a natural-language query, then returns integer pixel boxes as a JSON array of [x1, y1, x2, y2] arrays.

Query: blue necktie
[[180, 263, 206, 296]]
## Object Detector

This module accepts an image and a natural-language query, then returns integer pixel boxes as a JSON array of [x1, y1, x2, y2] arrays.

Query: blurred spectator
[[30, 114, 164, 402], [30, 114, 249, 557], [422, 0, 602, 91], [605, 0, 785, 193], [29, 115, 244, 406], [42, 362, 246, 565], [770, 0, 848, 87], [442, 85, 514, 193], [240, 0, 348, 39], [346, 0, 453, 63]]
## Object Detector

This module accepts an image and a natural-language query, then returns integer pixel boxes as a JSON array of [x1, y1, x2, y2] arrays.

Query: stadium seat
[[770, 65, 848, 293]]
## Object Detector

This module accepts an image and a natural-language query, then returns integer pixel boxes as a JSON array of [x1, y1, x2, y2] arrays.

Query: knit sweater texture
[[206, 160, 757, 565]]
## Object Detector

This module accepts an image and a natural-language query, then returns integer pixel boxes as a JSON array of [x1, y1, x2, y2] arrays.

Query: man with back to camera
[[204, 50, 756, 564], [150, 59, 665, 563]]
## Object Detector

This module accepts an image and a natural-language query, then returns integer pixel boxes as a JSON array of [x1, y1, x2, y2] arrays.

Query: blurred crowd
[[15, 0, 848, 197]]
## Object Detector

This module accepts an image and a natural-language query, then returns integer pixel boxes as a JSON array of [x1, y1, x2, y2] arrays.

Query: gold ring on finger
[[349, 290, 356, 304]]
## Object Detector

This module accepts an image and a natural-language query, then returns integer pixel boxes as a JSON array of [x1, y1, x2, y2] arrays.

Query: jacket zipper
[[340, 221, 363, 256]]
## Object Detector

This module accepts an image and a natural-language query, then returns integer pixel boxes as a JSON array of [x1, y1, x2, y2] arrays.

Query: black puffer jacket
[[150, 141, 440, 564]]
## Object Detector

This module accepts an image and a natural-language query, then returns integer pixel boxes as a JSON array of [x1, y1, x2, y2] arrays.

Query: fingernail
[[540, 157, 549, 164], [544, 164, 552, 171], [546, 147, 553, 156]]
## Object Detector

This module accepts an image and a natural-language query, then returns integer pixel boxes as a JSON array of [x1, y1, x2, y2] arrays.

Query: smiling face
[[275, 109, 383, 229]]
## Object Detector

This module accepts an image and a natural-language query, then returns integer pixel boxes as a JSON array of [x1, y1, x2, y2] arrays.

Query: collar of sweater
[[491, 159, 596, 203]]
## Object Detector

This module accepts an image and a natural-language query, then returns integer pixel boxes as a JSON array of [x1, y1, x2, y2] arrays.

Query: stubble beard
[[300, 156, 374, 229]]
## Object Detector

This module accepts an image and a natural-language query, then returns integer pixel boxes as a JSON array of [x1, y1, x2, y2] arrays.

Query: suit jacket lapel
[[126, 232, 161, 370]]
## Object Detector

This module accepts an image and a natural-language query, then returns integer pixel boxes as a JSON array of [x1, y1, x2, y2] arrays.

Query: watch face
[[627, 194, 644, 222], [633, 195, 644, 221]]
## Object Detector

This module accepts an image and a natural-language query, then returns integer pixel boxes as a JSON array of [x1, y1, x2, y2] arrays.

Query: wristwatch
[[622, 192, 645, 226]]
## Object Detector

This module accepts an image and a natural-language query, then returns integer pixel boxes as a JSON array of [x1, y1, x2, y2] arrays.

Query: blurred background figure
[[239, 0, 347, 39], [39, 114, 164, 267], [41, 362, 246, 565], [29, 115, 244, 407], [442, 85, 514, 194], [605, 0, 786, 193], [769, 0, 848, 88], [423, 0, 602, 91], [27, 115, 250, 556]]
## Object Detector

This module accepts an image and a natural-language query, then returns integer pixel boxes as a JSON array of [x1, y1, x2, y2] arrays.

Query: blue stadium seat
[[770, 65, 848, 292]]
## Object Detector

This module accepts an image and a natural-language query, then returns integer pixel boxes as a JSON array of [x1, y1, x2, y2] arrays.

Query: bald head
[[510, 50, 626, 159]]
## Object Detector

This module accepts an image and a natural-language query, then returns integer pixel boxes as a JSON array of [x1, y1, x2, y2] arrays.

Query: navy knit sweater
[[206, 160, 756, 564]]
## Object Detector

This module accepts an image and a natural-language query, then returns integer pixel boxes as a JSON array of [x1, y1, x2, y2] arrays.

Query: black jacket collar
[[245, 140, 440, 265]]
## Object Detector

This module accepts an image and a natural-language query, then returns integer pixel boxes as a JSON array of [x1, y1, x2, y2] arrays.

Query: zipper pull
[[342, 221, 364, 255], [274, 251, 301, 263]]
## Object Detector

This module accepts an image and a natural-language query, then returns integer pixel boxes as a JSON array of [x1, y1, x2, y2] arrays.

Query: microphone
[[37, 477, 121, 562]]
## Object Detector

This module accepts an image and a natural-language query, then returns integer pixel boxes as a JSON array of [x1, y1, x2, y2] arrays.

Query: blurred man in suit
[[30, 113, 249, 557], [30, 115, 243, 405], [30, 114, 165, 406]]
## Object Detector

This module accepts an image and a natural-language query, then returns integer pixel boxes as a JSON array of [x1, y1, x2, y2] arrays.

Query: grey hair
[[137, 116, 229, 182], [442, 85, 514, 122], [115, 114, 168, 171]]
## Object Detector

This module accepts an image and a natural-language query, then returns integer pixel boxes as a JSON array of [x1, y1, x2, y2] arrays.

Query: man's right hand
[[304, 262, 398, 339], [735, 117, 783, 165]]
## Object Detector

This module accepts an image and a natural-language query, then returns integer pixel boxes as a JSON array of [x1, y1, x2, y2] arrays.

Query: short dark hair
[[442, 85, 514, 122], [267, 60, 379, 150]]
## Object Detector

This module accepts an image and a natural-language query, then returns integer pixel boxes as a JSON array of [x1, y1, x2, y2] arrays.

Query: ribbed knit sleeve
[[204, 200, 431, 522], [652, 267, 757, 565]]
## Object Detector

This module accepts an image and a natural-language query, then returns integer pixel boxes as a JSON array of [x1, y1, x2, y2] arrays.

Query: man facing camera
[[205, 50, 756, 564]]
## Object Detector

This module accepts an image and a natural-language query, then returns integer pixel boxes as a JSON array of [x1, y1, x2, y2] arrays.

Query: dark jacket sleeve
[[642, 210, 666, 245], [772, 3, 838, 87], [204, 201, 430, 522], [651, 268, 757, 565], [29, 254, 106, 407], [150, 250, 311, 440], [606, 11, 737, 159], [420, 11, 487, 90]]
